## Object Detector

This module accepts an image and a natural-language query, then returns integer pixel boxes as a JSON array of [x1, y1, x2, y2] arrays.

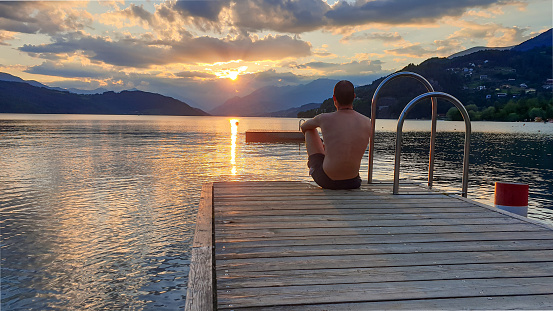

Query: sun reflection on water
[[230, 119, 239, 175]]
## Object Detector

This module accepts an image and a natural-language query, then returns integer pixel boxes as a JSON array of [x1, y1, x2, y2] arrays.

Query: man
[[300, 80, 371, 189]]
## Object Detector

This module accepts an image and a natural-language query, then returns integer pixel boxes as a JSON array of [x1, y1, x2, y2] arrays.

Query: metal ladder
[[367, 72, 471, 197]]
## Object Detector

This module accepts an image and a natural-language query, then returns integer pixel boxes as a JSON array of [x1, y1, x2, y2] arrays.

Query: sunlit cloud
[[291, 59, 384, 76], [0, 31, 16, 46], [340, 31, 404, 44]]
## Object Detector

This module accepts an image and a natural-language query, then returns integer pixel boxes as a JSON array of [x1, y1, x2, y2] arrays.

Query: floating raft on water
[[245, 130, 304, 142], [185, 181, 553, 311]]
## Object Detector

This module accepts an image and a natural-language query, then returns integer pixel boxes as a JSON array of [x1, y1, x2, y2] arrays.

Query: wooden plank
[[216, 206, 487, 216], [215, 217, 524, 230], [213, 181, 419, 188], [214, 223, 547, 239], [217, 261, 553, 289], [216, 231, 553, 247], [185, 183, 213, 311], [214, 188, 434, 196], [216, 277, 553, 308], [216, 250, 553, 272], [215, 202, 476, 215], [215, 212, 494, 223], [214, 195, 454, 203], [216, 240, 553, 259], [453, 193, 553, 231], [214, 201, 478, 209], [218, 294, 553, 310]]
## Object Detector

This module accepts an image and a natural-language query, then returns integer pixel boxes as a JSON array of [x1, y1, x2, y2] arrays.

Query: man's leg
[[304, 129, 325, 156]]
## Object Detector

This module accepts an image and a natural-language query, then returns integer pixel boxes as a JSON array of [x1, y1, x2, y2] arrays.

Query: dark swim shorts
[[307, 153, 361, 190]]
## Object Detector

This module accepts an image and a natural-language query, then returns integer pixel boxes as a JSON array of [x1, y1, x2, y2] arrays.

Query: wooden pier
[[185, 181, 553, 310], [245, 130, 305, 142]]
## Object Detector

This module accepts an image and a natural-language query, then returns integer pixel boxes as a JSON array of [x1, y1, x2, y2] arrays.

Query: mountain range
[[209, 78, 339, 116], [0, 81, 209, 116]]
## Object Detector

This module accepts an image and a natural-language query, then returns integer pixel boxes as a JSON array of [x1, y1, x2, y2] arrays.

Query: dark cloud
[[325, 0, 504, 26], [173, 0, 231, 21], [20, 32, 311, 67], [119, 3, 154, 26], [0, 2, 91, 35], [20, 33, 165, 68], [231, 0, 330, 33], [176, 71, 218, 79], [25, 61, 111, 78], [163, 0, 514, 33]]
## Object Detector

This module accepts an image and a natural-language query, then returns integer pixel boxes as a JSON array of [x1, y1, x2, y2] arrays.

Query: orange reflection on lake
[[230, 119, 239, 175]]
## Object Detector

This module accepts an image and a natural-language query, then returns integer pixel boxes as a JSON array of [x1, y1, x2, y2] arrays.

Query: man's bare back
[[313, 110, 371, 180], [301, 80, 372, 188]]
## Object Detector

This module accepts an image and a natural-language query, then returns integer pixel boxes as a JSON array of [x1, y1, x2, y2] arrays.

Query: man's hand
[[300, 116, 320, 134]]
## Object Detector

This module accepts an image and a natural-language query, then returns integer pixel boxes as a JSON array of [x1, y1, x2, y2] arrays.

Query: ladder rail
[[369, 72, 438, 187], [393, 92, 471, 197]]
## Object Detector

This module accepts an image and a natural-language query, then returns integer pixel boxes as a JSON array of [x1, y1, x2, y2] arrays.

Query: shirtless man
[[300, 80, 372, 189]]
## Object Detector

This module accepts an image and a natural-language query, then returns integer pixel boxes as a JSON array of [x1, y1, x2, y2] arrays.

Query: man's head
[[333, 80, 355, 107]]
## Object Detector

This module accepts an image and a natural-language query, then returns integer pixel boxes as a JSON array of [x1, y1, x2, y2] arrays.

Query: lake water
[[1, 114, 552, 310]]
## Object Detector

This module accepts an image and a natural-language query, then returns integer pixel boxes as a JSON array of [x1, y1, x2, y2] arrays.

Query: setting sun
[[229, 72, 239, 80]]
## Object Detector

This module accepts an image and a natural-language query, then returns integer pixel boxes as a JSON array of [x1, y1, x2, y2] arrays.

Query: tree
[[528, 107, 546, 120], [446, 107, 462, 121], [481, 106, 496, 120], [506, 112, 520, 122]]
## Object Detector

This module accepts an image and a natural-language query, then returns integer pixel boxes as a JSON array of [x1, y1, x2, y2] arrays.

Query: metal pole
[[428, 97, 438, 188], [369, 72, 436, 184], [393, 92, 471, 197]]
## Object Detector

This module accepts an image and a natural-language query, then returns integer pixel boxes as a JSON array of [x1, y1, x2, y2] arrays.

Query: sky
[[0, 0, 551, 111]]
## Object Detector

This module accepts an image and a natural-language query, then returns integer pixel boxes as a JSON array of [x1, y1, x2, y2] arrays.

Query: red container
[[494, 182, 529, 217]]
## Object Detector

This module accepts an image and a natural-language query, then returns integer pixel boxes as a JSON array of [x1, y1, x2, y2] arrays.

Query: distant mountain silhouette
[[448, 28, 552, 58], [209, 78, 339, 116], [262, 102, 321, 117], [511, 28, 552, 51], [0, 80, 209, 116], [0, 72, 108, 94], [448, 46, 512, 59]]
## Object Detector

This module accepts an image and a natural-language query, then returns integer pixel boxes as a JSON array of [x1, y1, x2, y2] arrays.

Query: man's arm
[[300, 115, 321, 133]]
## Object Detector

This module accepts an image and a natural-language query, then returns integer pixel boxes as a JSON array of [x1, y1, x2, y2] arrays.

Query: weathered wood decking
[[186, 181, 553, 310]]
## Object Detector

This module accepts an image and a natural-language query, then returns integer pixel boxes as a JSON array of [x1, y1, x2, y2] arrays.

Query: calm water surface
[[1, 114, 552, 310]]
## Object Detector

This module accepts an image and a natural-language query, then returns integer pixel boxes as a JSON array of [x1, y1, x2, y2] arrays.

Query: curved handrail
[[369, 72, 438, 187], [393, 92, 471, 197], [299, 119, 306, 131]]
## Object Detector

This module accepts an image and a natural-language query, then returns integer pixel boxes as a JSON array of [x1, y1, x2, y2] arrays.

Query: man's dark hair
[[333, 80, 355, 106]]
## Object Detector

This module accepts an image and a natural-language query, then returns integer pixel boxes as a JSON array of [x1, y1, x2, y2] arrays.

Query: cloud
[[19, 32, 312, 67], [293, 59, 384, 76], [176, 71, 218, 80], [0, 31, 15, 46], [173, 0, 231, 21], [445, 21, 532, 47], [325, 0, 514, 27], [231, 0, 330, 33], [0, 2, 91, 35], [159, 0, 522, 34], [24, 60, 112, 79], [341, 31, 403, 43], [385, 39, 463, 59]]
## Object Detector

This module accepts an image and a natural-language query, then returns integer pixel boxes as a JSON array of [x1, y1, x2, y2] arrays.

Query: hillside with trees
[[299, 29, 552, 122], [0, 81, 209, 116]]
